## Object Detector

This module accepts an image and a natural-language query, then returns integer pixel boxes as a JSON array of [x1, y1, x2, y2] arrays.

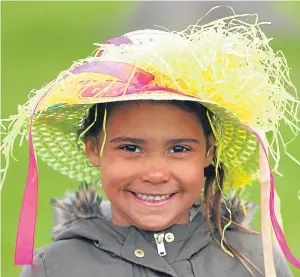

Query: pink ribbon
[[250, 128, 300, 268], [14, 121, 38, 265], [14, 83, 52, 265]]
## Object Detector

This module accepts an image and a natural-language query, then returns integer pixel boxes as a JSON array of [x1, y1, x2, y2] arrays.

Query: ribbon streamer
[[14, 122, 38, 265], [250, 128, 300, 269], [14, 89, 51, 265], [258, 132, 277, 276]]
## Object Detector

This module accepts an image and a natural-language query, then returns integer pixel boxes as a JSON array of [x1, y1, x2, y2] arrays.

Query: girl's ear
[[204, 134, 215, 168], [85, 137, 101, 167]]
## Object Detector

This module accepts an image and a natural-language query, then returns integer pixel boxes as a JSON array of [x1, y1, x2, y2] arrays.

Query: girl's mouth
[[128, 191, 178, 205]]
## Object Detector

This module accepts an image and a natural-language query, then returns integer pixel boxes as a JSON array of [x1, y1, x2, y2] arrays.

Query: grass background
[[1, 2, 300, 277]]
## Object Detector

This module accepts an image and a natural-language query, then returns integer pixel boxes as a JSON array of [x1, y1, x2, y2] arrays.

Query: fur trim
[[51, 184, 111, 234], [220, 192, 257, 229], [51, 185, 257, 234], [196, 190, 258, 230]]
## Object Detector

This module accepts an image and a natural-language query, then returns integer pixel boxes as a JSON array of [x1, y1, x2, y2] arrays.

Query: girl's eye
[[169, 146, 190, 153], [119, 145, 142, 153]]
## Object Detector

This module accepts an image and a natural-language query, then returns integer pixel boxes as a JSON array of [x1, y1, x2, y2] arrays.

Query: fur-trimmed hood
[[51, 185, 257, 238]]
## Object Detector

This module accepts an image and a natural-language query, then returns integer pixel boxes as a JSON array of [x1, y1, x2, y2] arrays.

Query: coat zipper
[[154, 233, 167, 256]]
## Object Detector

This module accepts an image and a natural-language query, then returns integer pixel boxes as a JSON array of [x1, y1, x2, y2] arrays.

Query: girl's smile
[[85, 101, 214, 231], [128, 190, 179, 206]]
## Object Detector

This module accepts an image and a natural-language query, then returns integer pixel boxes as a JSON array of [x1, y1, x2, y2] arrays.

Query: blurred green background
[[1, 2, 300, 277]]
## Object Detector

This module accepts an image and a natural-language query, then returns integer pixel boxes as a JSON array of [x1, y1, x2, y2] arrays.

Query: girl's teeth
[[135, 193, 172, 201]]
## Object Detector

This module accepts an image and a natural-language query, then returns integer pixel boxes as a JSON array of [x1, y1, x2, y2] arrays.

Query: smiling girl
[[83, 101, 215, 232], [2, 11, 300, 277]]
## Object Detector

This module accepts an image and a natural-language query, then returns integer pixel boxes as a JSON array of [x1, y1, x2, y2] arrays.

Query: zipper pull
[[154, 233, 167, 256]]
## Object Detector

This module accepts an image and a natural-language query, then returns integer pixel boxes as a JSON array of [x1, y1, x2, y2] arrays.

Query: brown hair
[[77, 100, 260, 276]]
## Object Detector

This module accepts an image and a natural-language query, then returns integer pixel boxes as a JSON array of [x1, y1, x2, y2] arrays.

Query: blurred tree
[[123, 1, 299, 37]]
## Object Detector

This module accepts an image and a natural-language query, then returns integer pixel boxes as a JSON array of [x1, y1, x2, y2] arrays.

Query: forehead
[[106, 101, 205, 137], [108, 100, 199, 120]]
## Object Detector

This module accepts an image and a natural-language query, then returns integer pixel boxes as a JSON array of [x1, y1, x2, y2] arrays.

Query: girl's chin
[[129, 213, 190, 231], [133, 221, 175, 232]]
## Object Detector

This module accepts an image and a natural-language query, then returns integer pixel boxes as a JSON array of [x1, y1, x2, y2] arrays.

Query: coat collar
[[50, 184, 257, 274]]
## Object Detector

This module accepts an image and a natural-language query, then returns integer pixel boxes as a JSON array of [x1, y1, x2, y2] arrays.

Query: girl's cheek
[[101, 158, 142, 182], [177, 164, 205, 187]]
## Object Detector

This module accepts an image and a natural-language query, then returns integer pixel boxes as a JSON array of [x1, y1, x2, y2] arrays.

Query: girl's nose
[[139, 161, 171, 185]]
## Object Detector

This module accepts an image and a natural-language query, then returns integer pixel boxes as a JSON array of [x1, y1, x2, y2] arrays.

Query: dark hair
[[77, 100, 257, 275], [77, 100, 213, 146]]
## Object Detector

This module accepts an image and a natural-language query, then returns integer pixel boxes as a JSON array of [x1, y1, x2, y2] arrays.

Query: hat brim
[[32, 90, 259, 188]]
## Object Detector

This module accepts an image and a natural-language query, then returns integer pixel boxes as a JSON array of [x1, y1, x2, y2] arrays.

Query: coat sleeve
[[273, 247, 294, 277], [20, 251, 48, 277]]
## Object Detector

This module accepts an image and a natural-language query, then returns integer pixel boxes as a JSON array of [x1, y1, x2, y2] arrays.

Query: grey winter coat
[[21, 187, 293, 277]]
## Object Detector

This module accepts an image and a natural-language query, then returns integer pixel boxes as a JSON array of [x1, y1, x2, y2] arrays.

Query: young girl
[[2, 11, 299, 277]]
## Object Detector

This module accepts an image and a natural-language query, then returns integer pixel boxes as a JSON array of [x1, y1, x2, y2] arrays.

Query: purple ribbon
[[70, 61, 154, 86], [97, 35, 132, 57]]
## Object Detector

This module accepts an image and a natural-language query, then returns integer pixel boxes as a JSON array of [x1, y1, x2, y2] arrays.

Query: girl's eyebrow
[[167, 138, 199, 144], [109, 137, 146, 144], [109, 137, 199, 145]]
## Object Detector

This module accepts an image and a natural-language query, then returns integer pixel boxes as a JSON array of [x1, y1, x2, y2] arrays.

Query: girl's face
[[85, 102, 214, 231]]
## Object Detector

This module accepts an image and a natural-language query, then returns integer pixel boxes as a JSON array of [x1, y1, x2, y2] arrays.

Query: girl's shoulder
[[225, 230, 293, 276], [202, 192, 293, 276], [20, 238, 110, 277]]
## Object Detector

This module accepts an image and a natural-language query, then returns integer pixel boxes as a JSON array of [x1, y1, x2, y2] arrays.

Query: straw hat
[[3, 16, 298, 189]]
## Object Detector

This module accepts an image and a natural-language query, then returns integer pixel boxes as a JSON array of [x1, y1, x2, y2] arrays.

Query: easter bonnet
[[1, 9, 300, 274]]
